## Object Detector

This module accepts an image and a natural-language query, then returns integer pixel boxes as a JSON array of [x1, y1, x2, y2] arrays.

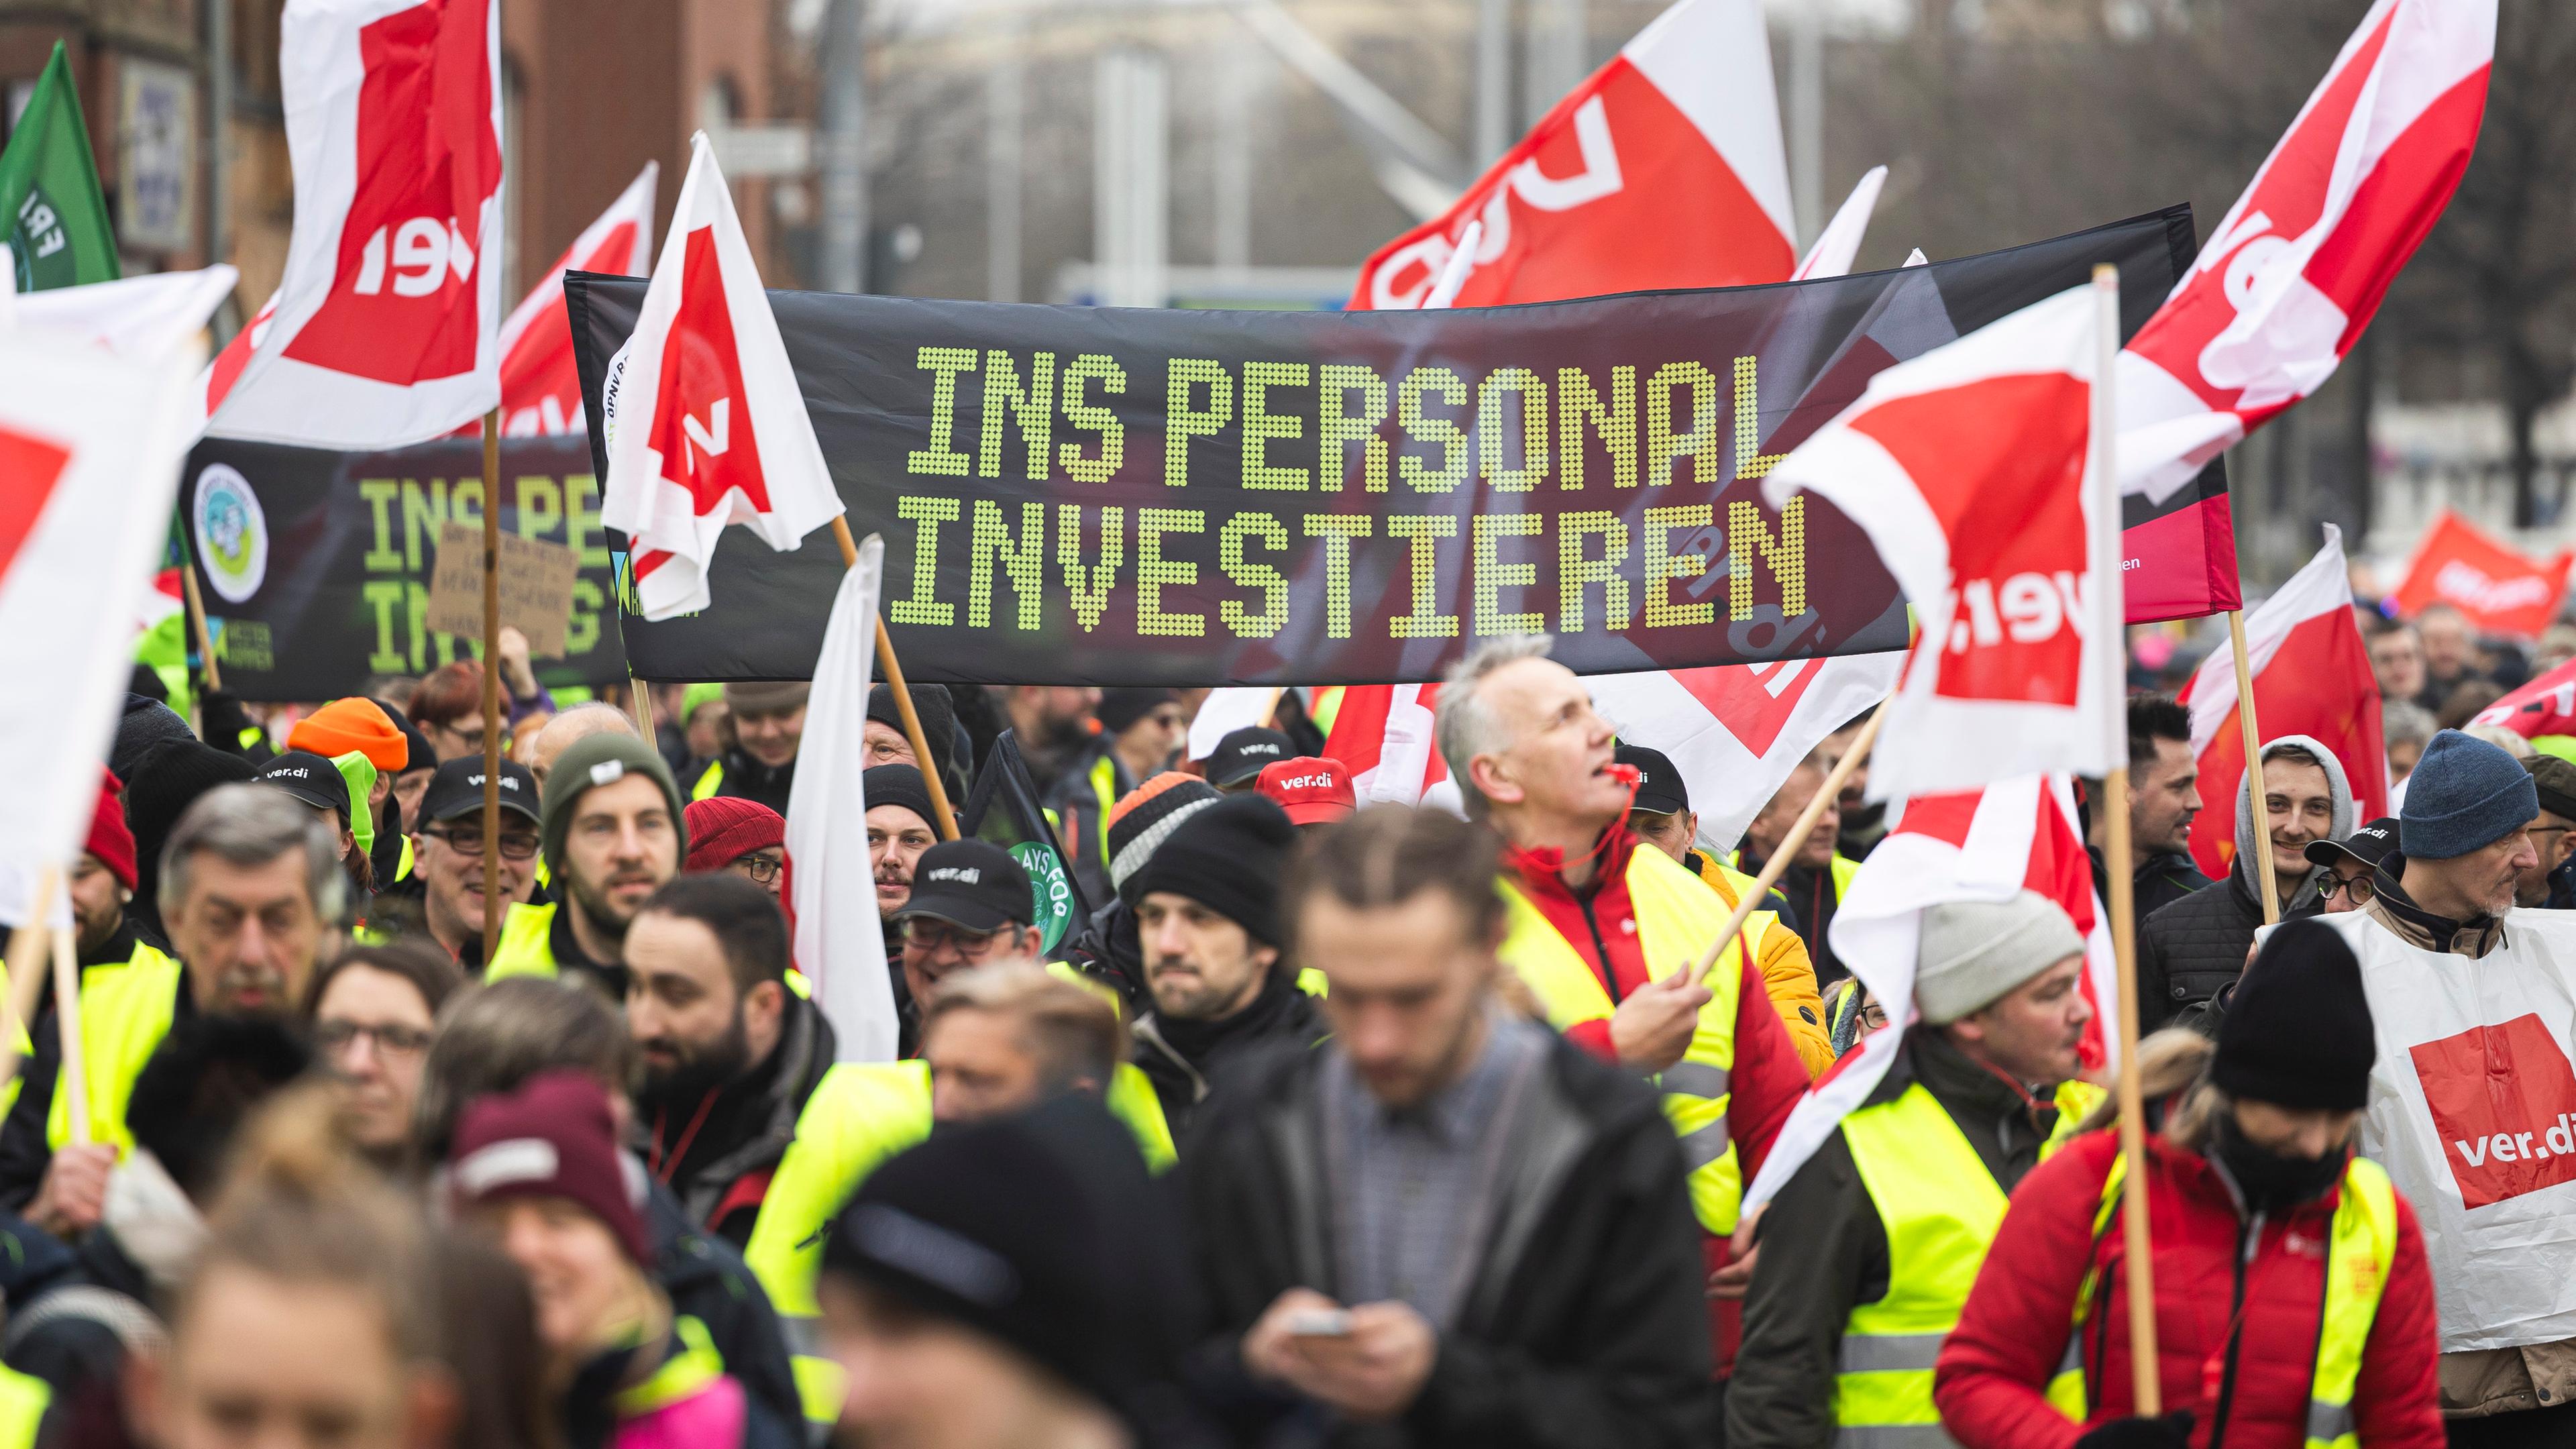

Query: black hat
[[1205, 727, 1293, 788], [419, 755, 541, 826], [896, 839, 1033, 932], [2530, 755, 2576, 823], [862, 763, 940, 833], [2303, 816, 2398, 874], [1128, 794, 1294, 946], [390, 711, 437, 777], [1096, 688, 1177, 737], [822, 1095, 1191, 1425], [111, 694, 197, 785], [2214, 918, 2375, 1112], [1615, 744, 1688, 816], [256, 751, 350, 822], [867, 684, 958, 786]]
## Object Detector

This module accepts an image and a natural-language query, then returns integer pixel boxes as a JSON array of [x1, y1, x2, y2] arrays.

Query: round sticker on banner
[[193, 464, 268, 604], [1010, 842, 1075, 953], [599, 339, 631, 453]]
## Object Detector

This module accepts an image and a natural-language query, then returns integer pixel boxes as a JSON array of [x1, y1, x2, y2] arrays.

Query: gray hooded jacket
[[2136, 733, 2355, 1029]]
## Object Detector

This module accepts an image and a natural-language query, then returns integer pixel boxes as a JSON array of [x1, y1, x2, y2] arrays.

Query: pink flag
[[2118, 0, 2494, 502], [207, 0, 504, 447], [600, 133, 841, 621], [1350, 0, 1794, 310], [2178, 527, 2388, 881], [482, 163, 657, 438], [1743, 775, 2120, 1211], [1762, 285, 2125, 799]]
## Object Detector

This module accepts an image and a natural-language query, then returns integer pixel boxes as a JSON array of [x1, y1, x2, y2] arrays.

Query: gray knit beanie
[[541, 733, 688, 877], [1915, 890, 2086, 1025]]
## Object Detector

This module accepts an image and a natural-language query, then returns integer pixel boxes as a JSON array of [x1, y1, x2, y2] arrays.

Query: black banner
[[182, 434, 631, 700], [572, 206, 2208, 686]]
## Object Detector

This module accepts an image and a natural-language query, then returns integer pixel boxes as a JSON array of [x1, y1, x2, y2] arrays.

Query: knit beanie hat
[[1106, 774, 1221, 900], [724, 681, 810, 716], [541, 733, 687, 877], [867, 684, 959, 786], [1914, 890, 2086, 1025], [110, 694, 197, 786], [2402, 729, 2538, 860], [390, 712, 435, 777], [683, 796, 786, 873], [1096, 688, 1177, 737], [447, 1070, 651, 1263], [822, 1094, 1188, 1427], [1128, 794, 1295, 945], [862, 764, 940, 835], [126, 741, 257, 910], [288, 698, 411, 773], [681, 682, 727, 724], [86, 770, 136, 891], [2214, 918, 2375, 1112], [2529, 754, 2576, 823]]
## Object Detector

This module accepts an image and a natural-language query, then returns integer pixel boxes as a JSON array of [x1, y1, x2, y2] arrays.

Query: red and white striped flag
[[2118, 0, 2494, 502], [480, 163, 657, 438], [207, 0, 504, 447], [2178, 526, 2388, 881], [1743, 774, 2119, 1211], [600, 133, 841, 621]]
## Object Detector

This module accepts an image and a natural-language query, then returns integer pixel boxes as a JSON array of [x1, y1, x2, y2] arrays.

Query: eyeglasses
[[730, 853, 784, 885], [901, 918, 1010, 957], [1856, 1002, 1889, 1031], [2318, 872, 2377, 904], [313, 1020, 434, 1058], [423, 826, 540, 861]]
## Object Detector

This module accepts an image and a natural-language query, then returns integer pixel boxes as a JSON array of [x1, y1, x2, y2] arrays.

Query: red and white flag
[[207, 0, 504, 447], [1743, 775, 2119, 1211], [2118, 0, 2493, 502], [1321, 682, 1459, 814], [480, 163, 657, 438], [2179, 526, 2388, 881], [16, 267, 238, 359], [2388, 509, 2571, 641], [1591, 651, 1902, 851], [2471, 658, 2576, 747], [1350, 0, 1794, 310], [1762, 284, 2125, 799], [600, 133, 841, 621], [0, 325, 197, 920]]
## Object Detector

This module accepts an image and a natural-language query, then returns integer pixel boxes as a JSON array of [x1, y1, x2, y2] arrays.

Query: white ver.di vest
[[2322, 908, 2576, 1353]]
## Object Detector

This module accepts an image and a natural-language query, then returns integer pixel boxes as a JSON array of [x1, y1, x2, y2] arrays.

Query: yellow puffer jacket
[[1686, 848, 1833, 1079]]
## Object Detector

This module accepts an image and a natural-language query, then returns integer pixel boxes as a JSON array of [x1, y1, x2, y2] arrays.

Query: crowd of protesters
[[13, 596, 2576, 1449]]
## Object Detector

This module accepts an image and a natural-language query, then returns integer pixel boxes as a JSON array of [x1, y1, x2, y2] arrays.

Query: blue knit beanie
[[2400, 730, 2538, 860]]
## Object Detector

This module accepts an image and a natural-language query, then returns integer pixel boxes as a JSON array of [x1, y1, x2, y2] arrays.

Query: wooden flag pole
[[2227, 609, 2281, 925], [2094, 263, 2159, 1415], [179, 550, 223, 694], [0, 869, 61, 1101], [49, 908, 87, 1145], [625, 670, 659, 755], [480, 411, 505, 965], [1680, 704, 1883, 985], [831, 517, 957, 840], [1253, 686, 1287, 731]]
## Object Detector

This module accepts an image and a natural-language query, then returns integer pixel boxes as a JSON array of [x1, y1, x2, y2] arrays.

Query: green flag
[[0, 42, 117, 291]]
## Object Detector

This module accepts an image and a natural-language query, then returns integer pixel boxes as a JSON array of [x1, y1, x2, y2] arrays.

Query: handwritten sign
[[427, 521, 581, 658]]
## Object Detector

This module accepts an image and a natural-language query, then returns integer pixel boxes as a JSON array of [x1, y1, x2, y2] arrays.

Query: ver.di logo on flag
[[2409, 1013, 2576, 1210]]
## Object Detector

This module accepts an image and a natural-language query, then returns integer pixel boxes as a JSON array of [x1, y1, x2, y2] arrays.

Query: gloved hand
[[2073, 1411, 2194, 1449]]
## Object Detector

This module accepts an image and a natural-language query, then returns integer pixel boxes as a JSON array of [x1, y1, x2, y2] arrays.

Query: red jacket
[[1504, 822, 1809, 1373], [1933, 1130, 2443, 1449]]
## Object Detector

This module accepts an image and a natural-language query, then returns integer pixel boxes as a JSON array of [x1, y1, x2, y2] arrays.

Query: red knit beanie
[[447, 1071, 650, 1263], [86, 770, 136, 891], [683, 796, 786, 874]]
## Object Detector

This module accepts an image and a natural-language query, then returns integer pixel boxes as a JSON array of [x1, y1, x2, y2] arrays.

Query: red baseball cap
[[1256, 756, 1356, 826]]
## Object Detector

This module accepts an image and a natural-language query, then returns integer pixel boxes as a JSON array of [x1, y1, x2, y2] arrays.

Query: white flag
[[600, 133, 841, 621], [17, 266, 237, 359], [785, 534, 899, 1063]]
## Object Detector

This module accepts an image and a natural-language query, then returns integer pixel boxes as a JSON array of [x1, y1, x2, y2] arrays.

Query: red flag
[[1351, 0, 1792, 310], [2469, 659, 2576, 746], [207, 0, 504, 447], [2389, 509, 2571, 641], [2179, 527, 2388, 880], [2118, 0, 2494, 503], [483, 163, 657, 437], [1762, 286, 2125, 799]]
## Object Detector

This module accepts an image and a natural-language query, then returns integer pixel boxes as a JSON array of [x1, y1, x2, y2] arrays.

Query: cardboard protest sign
[[424, 521, 582, 657], [569, 205, 2220, 686]]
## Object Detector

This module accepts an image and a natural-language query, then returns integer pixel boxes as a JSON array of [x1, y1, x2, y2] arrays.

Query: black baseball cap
[[1615, 744, 1688, 816], [256, 751, 349, 822], [418, 756, 540, 826], [1206, 727, 1293, 788], [2304, 816, 2398, 873], [894, 839, 1034, 932]]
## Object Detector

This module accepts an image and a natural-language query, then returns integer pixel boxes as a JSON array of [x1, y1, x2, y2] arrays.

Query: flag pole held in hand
[[480, 409, 504, 966], [0, 868, 58, 1101], [832, 517, 957, 841], [2227, 608, 2280, 925], [48, 885, 87, 1145], [1681, 704, 1883, 986]]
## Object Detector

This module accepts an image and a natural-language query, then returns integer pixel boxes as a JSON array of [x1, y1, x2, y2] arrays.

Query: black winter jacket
[[1131, 968, 1326, 1136], [1181, 1030, 1716, 1449], [643, 1175, 802, 1435], [2134, 867, 2320, 1032], [639, 997, 837, 1247]]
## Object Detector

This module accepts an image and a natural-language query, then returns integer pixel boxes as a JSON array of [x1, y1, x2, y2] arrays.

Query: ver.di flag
[[784, 533, 898, 1063], [2389, 509, 2571, 641], [599, 133, 840, 621], [0, 43, 117, 292], [479, 162, 657, 437], [208, 0, 504, 447], [1763, 284, 2125, 799]]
